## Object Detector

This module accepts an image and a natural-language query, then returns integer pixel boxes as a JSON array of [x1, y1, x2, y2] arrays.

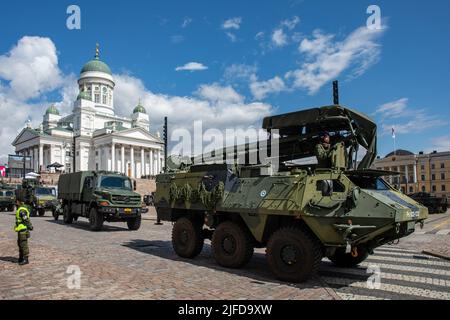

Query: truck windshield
[[349, 176, 390, 191], [5, 191, 14, 196], [35, 188, 54, 195], [99, 176, 132, 190]]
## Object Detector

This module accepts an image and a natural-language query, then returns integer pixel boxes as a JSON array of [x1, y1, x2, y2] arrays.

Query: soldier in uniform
[[14, 199, 33, 265], [315, 133, 332, 168]]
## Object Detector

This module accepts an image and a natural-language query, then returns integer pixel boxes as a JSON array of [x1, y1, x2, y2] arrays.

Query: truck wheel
[[266, 227, 323, 283], [328, 246, 369, 268], [127, 215, 142, 230], [30, 209, 37, 217], [38, 209, 45, 217], [211, 221, 254, 268], [89, 207, 104, 231], [172, 217, 204, 258], [63, 204, 73, 224]]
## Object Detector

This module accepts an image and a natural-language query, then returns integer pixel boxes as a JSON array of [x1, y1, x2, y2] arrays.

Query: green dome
[[45, 105, 59, 115], [133, 103, 146, 114], [77, 91, 91, 101], [81, 59, 112, 75]]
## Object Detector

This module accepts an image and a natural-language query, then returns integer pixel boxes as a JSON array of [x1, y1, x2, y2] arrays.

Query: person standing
[[14, 199, 33, 265]]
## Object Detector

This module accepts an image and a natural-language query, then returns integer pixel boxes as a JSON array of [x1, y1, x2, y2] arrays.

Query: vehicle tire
[[211, 221, 254, 268], [266, 227, 323, 283], [89, 207, 104, 231], [127, 215, 142, 230], [63, 204, 73, 224], [38, 209, 45, 217], [8, 205, 15, 212], [172, 217, 204, 258], [30, 209, 37, 217], [328, 246, 369, 268]]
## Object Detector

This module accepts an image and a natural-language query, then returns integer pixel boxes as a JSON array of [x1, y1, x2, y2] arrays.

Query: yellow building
[[372, 150, 450, 199]]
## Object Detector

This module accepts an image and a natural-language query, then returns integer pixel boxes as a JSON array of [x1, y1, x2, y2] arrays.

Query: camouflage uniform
[[315, 143, 331, 168]]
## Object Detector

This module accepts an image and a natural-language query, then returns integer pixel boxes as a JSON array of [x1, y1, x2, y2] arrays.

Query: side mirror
[[133, 180, 137, 191]]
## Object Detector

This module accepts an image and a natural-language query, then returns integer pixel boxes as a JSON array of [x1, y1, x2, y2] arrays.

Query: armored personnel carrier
[[154, 105, 428, 283]]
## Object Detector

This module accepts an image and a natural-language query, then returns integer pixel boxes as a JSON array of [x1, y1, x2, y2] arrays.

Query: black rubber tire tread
[[172, 217, 204, 258], [89, 207, 104, 231], [63, 204, 73, 224], [211, 221, 254, 268], [127, 215, 142, 230], [266, 227, 323, 283]]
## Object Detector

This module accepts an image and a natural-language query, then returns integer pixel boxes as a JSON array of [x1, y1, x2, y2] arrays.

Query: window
[[431, 164, 435, 170], [420, 164, 425, 170], [432, 185, 436, 192], [95, 151, 98, 156], [441, 173, 445, 180], [441, 163, 445, 169], [94, 94, 100, 103], [421, 175, 425, 181], [409, 187, 414, 193], [99, 176, 132, 190], [442, 185, 446, 192], [95, 163, 99, 171], [102, 94, 107, 104], [421, 186, 426, 192], [432, 174, 436, 181]]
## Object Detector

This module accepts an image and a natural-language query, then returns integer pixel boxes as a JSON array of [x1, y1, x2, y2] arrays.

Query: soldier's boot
[[19, 256, 29, 265], [18, 252, 24, 264]]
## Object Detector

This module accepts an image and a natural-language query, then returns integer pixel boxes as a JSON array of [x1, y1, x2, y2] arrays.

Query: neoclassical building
[[12, 46, 164, 178]]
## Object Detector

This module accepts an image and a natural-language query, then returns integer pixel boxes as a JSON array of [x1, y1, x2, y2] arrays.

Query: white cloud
[[225, 32, 238, 43], [281, 16, 300, 30], [175, 62, 208, 72], [0, 36, 64, 101], [250, 75, 286, 100], [286, 26, 385, 94], [224, 64, 258, 82], [113, 74, 274, 139], [428, 136, 450, 153], [375, 99, 449, 136], [222, 17, 242, 30], [373, 98, 408, 118], [272, 29, 288, 47], [255, 32, 265, 40], [182, 17, 192, 28]]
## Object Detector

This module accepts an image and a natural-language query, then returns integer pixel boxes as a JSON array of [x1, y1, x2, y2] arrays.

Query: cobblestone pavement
[[0, 209, 449, 300]]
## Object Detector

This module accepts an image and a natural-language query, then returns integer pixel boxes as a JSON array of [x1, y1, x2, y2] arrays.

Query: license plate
[[407, 221, 415, 231], [124, 208, 132, 214]]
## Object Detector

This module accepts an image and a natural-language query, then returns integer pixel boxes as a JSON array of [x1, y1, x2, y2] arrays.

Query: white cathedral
[[12, 46, 164, 178]]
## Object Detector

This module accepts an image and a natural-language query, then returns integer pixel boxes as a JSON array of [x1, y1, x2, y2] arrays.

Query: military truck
[[153, 105, 428, 283], [408, 192, 448, 214], [0, 186, 15, 211], [58, 171, 143, 231], [15, 178, 58, 216]]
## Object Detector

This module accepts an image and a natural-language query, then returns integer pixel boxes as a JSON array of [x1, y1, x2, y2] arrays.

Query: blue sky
[[0, 0, 449, 159]]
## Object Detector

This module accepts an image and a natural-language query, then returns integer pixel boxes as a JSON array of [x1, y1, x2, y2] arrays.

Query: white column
[[121, 145, 125, 174], [149, 149, 154, 175], [141, 148, 145, 178], [405, 165, 409, 184], [111, 143, 115, 172], [157, 150, 161, 174], [130, 146, 135, 178], [39, 145, 43, 172]]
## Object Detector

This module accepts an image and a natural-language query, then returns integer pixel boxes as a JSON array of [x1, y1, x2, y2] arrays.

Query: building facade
[[372, 149, 450, 198], [11, 46, 164, 178]]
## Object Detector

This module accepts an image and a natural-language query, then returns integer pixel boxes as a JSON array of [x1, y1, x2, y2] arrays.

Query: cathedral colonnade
[[93, 142, 163, 178]]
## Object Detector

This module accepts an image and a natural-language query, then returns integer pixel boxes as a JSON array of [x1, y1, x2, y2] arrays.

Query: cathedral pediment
[[12, 128, 42, 146], [113, 127, 162, 143]]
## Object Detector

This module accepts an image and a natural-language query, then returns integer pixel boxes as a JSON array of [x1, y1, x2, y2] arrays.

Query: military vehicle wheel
[[266, 227, 322, 283], [38, 209, 45, 217], [328, 246, 369, 268], [211, 221, 254, 268], [63, 204, 73, 224], [172, 217, 204, 258], [127, 215, 141, 230], [89, 207, 104, 231], [30, 209, 37, 217]]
